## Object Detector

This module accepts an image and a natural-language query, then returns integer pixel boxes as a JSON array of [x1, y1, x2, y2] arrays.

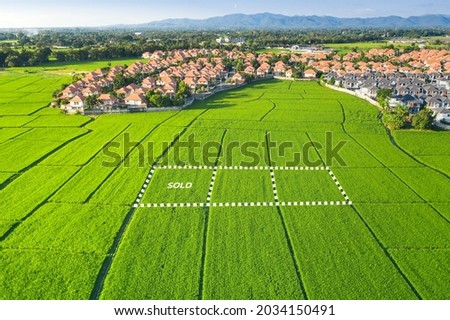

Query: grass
[[16, 127, 88, 143], [141, 168, 213, 204], [40, 121, 128, 166], [282, 206, 418, 299], [50, 158, 118, 204], [3, 203, 129, 254], [350, 134, 422, 167], [0, 172, 15, 186], [0, 250, 103, 299], [0, 65, 449, 300], [390, 167, 450, 203], [321, 41, 403, 54], [389, 249, 450, 300], [0, 166, 79, 221], [160, 128, 225, 166], [332, 168, 423, 203], [393, 131, 450, 156], [275, 169, 345, 202], [204, 207, 305, 299], [24, 115, 91, 127], [0, 127, 30, 143], [212, 169, 274, 203], [268, 131, 321, 167], [308, 132, 383, 168], [217, 129, 268, 166], [89, 157, 151, 206], [0, 115, 37, 127], [356, 203, 450, 249], [0, 138, 68, 172], [9, 58, 148, 75], [100, 207, 205, 300]]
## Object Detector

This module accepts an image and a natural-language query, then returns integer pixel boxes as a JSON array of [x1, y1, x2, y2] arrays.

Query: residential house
[[303, 69, 317, 79], [98, 94, 117, 109], [67, 94, 86, 113], [124, 93, 147, 109]]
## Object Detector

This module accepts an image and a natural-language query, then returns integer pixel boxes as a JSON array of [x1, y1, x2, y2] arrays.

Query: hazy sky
[[1, 0, 450, 28]]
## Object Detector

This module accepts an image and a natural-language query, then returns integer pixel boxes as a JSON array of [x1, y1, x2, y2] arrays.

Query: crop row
[[160, 127, 226, 166], [0, 138, 69, 172], [100, 207, 205, 299], [0, 165, 79, 221], [349, 133, 422, 167], [282, 205, 418, 299], [0, 127, 30, 143]]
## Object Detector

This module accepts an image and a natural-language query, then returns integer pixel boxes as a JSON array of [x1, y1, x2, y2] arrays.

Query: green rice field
[[0, 64, 449, 300]]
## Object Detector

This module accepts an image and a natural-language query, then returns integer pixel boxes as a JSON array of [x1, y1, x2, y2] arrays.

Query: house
[[231, 73, 245, 84], [256, 63, 271, 77], [142, 77, 157, 90], [285, 69, 294, 78], [67, 94, 86, 113], [303, 69, 317, 79], [197, 77, 209, 86], [343, 79, 359, 89], [124, 93, 147, 108], [435, 108, 450, 123], [244, 65, 256, 76], [81, 86, 99, 97], [61, 85, 79, 98], [184, 78, 197, 91], [274, 61, 286, 74], [98, 94, 117, 109]]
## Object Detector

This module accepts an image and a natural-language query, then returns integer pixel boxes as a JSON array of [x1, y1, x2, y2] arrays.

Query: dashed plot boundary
[[133, 165, 353, 208]]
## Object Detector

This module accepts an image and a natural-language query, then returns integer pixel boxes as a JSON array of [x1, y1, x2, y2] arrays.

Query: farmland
[[0, 63, 449, 300]]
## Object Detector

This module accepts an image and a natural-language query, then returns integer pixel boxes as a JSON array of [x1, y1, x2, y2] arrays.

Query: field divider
[[304, 132, 353, 205], [265, 130, 309, 300], [350, 205, 423, 300], [198, 129, 228, 300], [0, 165, 84, 242], [259, 99, 277, 122], [0, 129, 92, 190], [341, 123, 450, 225]]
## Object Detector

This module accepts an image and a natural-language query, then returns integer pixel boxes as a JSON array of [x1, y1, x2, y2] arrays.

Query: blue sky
[[1, 0, 450, 28]]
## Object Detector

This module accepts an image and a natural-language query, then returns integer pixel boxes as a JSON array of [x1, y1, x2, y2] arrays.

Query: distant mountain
[[121, 13, 450, 30]]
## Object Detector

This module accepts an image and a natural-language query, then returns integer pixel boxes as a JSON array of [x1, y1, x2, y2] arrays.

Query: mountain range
[[120, 13, 450, 30]]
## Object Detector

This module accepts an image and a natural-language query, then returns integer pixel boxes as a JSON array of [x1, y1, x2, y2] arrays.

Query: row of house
[[60, 48, 300, 113], [324, 71, 450, 121], [59, 47, 450, 120]]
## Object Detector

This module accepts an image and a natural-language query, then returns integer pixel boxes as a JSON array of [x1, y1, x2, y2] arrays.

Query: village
[[57, 47, 450, 125]]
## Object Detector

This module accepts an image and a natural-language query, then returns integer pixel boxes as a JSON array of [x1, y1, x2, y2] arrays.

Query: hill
[[124, 13, 450, 30]]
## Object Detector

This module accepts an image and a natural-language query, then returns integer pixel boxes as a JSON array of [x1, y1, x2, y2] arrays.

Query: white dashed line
[[326, 167, 352, 204], [137, 201, 352, 208], [133, 165, 353, 209], [154, 165, 327, 171]]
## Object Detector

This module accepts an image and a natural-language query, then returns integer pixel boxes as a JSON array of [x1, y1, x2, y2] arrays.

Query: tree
[[327, 77, 335, 85], [5, 54, 22, 67], [177, 80, 191, 97], [377, 88, 392, 109], [412, 108, 434, 130], [147, 91, 163, 108], [382, 112, 406, 130], [85, 95, 99, 109], [394, 104, 409, 118]]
